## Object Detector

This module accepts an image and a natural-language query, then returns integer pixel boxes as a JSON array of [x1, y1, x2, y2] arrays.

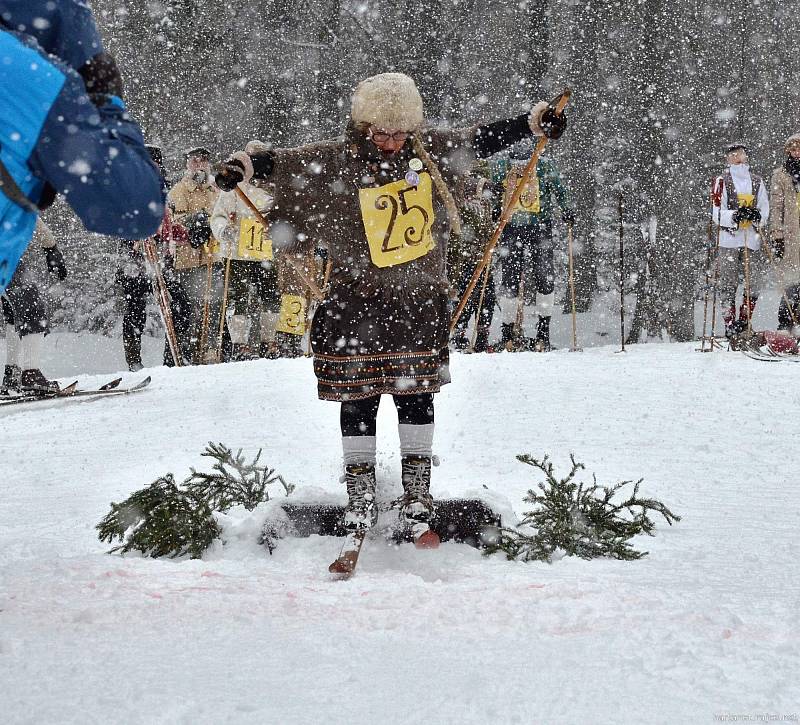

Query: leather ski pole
[[450, 88, 572, 337], [699, 220, 714, 352], [234, 186, 325, 302]]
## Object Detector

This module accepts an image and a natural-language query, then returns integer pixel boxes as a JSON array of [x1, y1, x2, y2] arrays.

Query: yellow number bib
[[238, 218, 273, 261], [738, 193, 755, 229], [205, 238, 220, 255], [505, 169, 540, 214], [275, 294, 306, 336], [359, 173, 435, 268]]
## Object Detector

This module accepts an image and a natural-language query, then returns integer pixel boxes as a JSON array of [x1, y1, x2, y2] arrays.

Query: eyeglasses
[[370, 129, 409, 143]]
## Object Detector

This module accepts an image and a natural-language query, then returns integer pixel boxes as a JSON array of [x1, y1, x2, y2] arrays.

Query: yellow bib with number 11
[[238, 218, 273, 260], [359, 173, 435, 268]]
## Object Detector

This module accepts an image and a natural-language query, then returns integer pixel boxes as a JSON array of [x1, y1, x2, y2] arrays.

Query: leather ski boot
[[1, 364, 21, 394], [399, 455, 435, 525], [20, 368, 60, 393], [342, 463, 378, 531], [534, 316, 551, 352]]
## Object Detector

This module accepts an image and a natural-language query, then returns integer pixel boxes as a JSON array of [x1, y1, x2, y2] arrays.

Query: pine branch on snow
[[486, 455, 680, 563], [96, 475, 220, 559], [183, 442, 295, 512], [96, 443, 293, 559]]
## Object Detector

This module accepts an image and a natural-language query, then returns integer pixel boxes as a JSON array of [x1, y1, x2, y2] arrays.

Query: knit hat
[[785, 134, 800, 155], [351, 73, 424, 131], [724, 142, 749, 155]]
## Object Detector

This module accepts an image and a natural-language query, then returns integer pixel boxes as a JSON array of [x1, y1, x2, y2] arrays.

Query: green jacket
[[490, 156, 572, 227]]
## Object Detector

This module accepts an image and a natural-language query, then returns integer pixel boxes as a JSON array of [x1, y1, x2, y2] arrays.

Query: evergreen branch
[[486, 454, 680, 563]]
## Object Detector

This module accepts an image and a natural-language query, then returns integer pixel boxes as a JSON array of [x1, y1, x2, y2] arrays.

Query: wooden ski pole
[[699, 220, 714, 352], [618, 193, 626, 352], [142, 238, 182, 367], [743, 228, 753, 337], [468, 261, 492, 352], [234, 186, 324, 302], [197, 252, 213, 363], [512, 259, 526, 348], [216, 255, 232, 362], [708, 208, 723, 350], [450, 88, 572, 337], [567, 221, 580, 351]]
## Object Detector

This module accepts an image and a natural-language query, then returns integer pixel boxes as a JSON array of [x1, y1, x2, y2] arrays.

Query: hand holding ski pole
[[450, 89, 572, 337]]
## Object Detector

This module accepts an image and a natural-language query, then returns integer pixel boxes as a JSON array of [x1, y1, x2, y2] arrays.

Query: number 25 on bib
[[359, 173, 436, 268]]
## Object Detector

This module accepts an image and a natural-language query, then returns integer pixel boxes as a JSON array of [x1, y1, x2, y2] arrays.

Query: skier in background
[[490, 142, 574, 351], [711, 143, 770, 344], [1, 220, 67, 393], [768, 134, 800, 336]]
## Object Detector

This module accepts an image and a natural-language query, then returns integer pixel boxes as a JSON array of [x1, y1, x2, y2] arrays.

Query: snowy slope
[[1, 344, 798, 724]]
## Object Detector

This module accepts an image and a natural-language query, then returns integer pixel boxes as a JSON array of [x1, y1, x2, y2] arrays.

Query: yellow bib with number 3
[[276, 294, 306, 336], [238, 218, 273, 261], [359, 173, 435, 268], [505, 168, 540, 214], [738, 193, 755, 229]]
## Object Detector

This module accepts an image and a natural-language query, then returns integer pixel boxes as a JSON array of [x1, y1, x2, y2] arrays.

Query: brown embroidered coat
[[768, 166, 800, 285]]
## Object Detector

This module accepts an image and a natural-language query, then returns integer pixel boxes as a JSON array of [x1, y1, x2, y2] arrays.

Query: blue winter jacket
[[0, 0, 164, 293]]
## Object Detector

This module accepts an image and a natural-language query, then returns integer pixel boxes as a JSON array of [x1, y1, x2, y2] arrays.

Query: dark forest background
[[41, 0, 800, 341]]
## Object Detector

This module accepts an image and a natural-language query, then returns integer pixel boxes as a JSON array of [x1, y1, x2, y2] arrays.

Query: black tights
[[340, 394, 434, 437]]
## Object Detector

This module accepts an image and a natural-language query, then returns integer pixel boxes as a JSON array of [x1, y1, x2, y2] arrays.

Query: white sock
[[260, 311, 278, 344], [342, 436, 377, 466], [227, 315, 252, 345], [5, 325, 20, 367], [19, 332, 43, 371], [500, 294, 518, 325], [534, 291, 555, 318], [399, 423, 434, 458]]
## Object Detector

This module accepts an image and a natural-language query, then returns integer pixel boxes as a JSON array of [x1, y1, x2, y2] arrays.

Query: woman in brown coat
[[215, 73, 565, 534], [769, 134, 800, 330]]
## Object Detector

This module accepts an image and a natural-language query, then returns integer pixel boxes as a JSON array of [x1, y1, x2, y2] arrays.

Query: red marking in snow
[[722, 629, 733, 639], [201, 571, 222, 578], [148, 592, 163, 599], [285, 592, 297, 599], [86, 582, 96, 589], [526, 584, 546, 589]]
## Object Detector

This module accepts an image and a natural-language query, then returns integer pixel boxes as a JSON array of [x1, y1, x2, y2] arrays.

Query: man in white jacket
[[711, 143, 770, 340], [210, 179, 280, 359]]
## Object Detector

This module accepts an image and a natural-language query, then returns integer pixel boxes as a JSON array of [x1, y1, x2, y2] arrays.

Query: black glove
[[78, 52, 124, 107], [562, 210, 576, 225], [540, 104, 567, 140], [733, 206, 761, 224], [184, 210, 212, 248], [45, 247, 68, 281], [213, 160, 246, 192], [772, 238, 785, 260]]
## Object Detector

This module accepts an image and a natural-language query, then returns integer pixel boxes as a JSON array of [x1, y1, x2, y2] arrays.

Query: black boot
[[451, 327, 469, 350], [1, 364, 21, 394], [20, 368, 60, 393], [342, 463, 378, 531], [123, 328, 143, 372], [500, 322, 516, 351], [474, 325, 490, 353], [534, 316, 551, 352], [399, 456, 434, 525]]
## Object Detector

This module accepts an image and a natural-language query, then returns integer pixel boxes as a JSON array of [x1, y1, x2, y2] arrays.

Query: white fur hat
[[786, 134, 800, 154], [351, 73, 424, 131]]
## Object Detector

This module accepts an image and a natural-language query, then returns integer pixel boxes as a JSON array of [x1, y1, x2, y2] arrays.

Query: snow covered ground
[[1, 334, 799, 723]]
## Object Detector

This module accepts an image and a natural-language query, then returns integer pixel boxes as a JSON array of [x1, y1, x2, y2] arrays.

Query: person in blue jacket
[[0, 0, 164, 297]]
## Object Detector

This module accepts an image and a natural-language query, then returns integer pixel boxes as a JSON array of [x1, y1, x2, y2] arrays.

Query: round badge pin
[[405, 170, 420, 186], [409, 158, 423, 172]]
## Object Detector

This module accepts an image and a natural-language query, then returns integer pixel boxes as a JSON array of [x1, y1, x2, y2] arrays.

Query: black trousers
[[2, 280, 48, 337], [340, 394, 434, 437], [498, 223, 555, 301]]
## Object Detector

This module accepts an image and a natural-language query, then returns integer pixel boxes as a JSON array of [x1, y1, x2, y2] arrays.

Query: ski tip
[[414, 529, 441, 550], [328, 556, 356, 577]]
